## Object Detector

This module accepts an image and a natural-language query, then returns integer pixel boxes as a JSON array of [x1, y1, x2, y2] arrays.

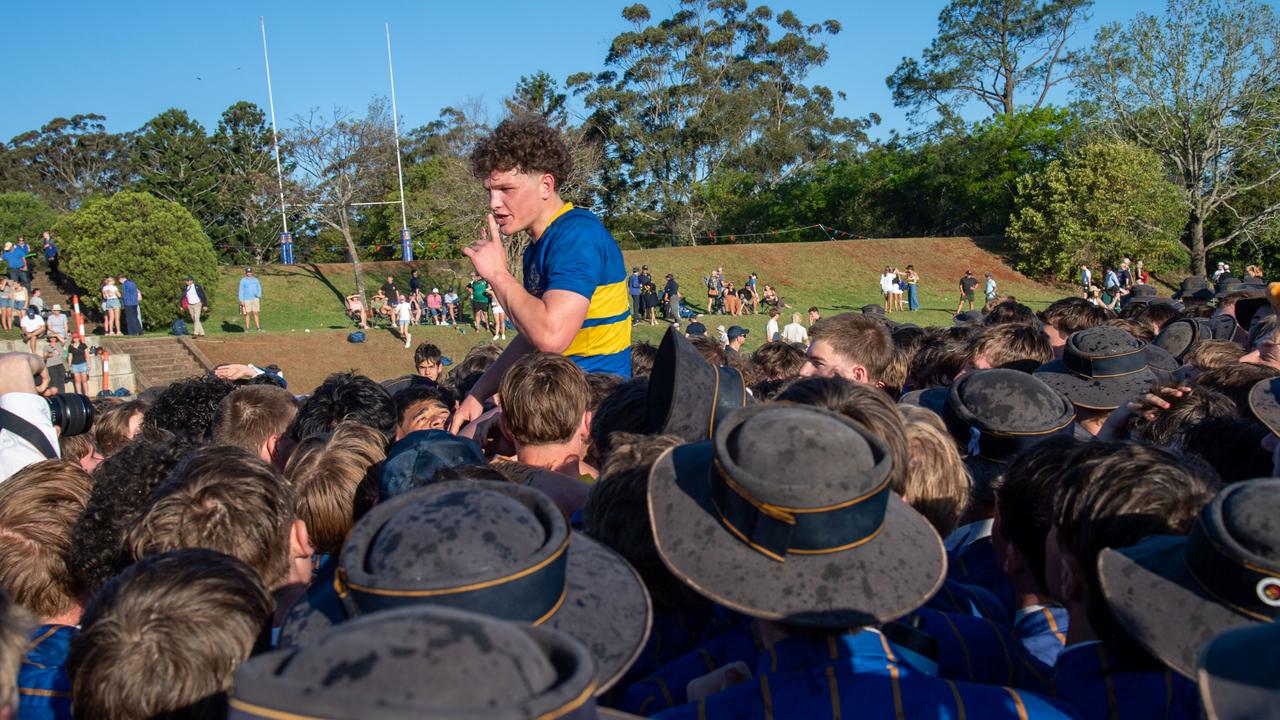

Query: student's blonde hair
[[899, 406, 970, 538]]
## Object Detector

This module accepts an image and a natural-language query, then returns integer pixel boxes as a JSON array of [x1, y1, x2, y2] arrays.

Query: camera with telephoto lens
[[45, 393, 94, 437]]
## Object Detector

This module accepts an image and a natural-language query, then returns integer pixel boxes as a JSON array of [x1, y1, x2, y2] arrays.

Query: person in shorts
[[101, 277, 121, 337], [0, 278, 12, 332], [396, 293, 413, 349], [239, 267, 263, 332], [468, 272, 491, 334], [69, 336, 91, 395], [956, 269, 978, 314]]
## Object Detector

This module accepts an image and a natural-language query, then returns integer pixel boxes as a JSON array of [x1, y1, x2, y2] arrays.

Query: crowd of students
[[0, 261, 1275, 719]]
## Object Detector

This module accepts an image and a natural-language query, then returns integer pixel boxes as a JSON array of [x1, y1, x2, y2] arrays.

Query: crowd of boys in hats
[[0, 116, 1279, 718]]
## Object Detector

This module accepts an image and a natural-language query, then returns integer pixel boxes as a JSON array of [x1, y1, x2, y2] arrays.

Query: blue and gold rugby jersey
[[523, 204, 631, 377]]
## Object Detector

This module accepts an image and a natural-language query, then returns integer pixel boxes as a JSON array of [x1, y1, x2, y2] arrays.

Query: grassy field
[[4, 237, 1070, 391]]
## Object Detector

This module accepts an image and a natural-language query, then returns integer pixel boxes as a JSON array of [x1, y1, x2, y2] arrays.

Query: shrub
[[54, 192, 218, 328], [1008, 141, 1187, 281]]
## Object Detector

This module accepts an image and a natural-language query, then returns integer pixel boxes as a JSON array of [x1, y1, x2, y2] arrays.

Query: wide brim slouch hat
[[1197, 622, 1280, 720], [648, 403, 945, 628], [231, 606, 606, 720], [1153, 317, 1215, 363], [1098, 479, 1280, 679], [940, 368, 1076, 503], [281, 481, 651, 693], [379, 429, 485, 500], [645, 325, 749, 443], [1248, 378, 1280, 438], [1035, 326, 1157, 410], [1174, 277, 1215, 301]]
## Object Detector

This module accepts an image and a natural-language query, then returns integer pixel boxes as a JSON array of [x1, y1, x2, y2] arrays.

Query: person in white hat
[[46, 304, 68, 341]]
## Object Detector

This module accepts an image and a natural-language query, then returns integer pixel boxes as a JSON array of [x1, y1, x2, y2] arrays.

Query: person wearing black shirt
[[409, 270, 421, 295], [380, 276, 398, 307], [69, 337, 90, 395], [663, 274, 680, 321], [956, 270, 978, 314]]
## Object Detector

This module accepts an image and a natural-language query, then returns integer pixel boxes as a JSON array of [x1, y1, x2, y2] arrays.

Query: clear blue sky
[[0, 1, 1231, 143]]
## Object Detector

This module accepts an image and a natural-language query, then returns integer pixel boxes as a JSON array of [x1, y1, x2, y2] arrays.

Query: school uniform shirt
[[947, 535, 1016, 619], [622, 619, 762, 715], [522, 204, 631, 376], [612, 604, 747, 707], [924, 578, 1010, 626], [1013, 605, 1069, 671], [653, 628, 1076, 720], [18, 624, 74, 720], [1050, 641, 1198, 720]]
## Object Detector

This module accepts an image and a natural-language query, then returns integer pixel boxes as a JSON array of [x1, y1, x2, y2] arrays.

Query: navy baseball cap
[[727, 325, 749, 340], [686, 321, 707, 337]]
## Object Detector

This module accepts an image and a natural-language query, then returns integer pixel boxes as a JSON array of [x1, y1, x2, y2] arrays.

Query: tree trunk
[[341, 210, 367, 307], [1185, 213, 1207, 277]]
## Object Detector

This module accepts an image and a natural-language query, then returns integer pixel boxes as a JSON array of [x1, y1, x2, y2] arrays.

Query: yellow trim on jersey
[[542, 202, 574, 233], [565, 279, 631, 357]]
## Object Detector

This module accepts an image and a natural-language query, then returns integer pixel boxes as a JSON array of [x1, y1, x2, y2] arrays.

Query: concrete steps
[[101, 336, 211, 390], [0, 335, 136, 395]]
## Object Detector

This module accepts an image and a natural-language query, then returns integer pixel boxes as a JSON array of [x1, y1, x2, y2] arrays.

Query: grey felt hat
[[1035, 326, 1157, 410], [1198, 622, 1280, 720], [231, 606, 606, 720], [645, 325, 749, 443], [1098, 478, 1280, 679], [941, 368, 1076, 503], [1174, 277, 1216, 301], [1153, 317, 1215, 362], [648, 403, 945, 628], [1248, 377, 1280, 437], [281, 481, 651, 693], [1144, 343, 1181, 386]]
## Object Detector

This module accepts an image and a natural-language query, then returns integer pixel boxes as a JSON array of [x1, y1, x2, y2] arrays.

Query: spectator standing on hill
[[766, 308, 781, 341], [1117, 258, 1132, 290], [491, 295, 508, 342], [468, 272, 492, 335], [0, 279, 12, 331], [3, 242, 24, 288], [120, 274, 142, 336], [745, 272, 760, 313], [42, 232, 58, 285], [1080, 262, 1092, 294], [396, 293, 413, 349], [239, 267, 263, 332], [782, 312, 809, 345], [450, 116, 632, 432], [409, 269, 421, 295], [100, 276, 121, 337], [180, 276, 207, 338], [984, 271, 998, 302], [956, 269, 978, 314], [44, 334, 66, 392], [1135, 259, 1149, 285], [69, 336, 90, 394], [628, 266, 643, 321], [905, 264, 920, 311], [13, 238, 31, 289], [663, 273, 680, 321], [380, 275, 398, 306]]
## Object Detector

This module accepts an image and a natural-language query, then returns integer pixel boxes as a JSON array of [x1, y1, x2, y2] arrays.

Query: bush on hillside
[[54, 192, 218, 328], [0, 192, 59, 268], [1008, 141, 1187, 281]]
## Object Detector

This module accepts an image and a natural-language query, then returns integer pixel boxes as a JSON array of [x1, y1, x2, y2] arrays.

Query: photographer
[[0, 352, 59, 481]]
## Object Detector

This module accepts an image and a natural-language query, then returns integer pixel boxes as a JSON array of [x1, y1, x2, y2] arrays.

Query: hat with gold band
[[231, 605, 605, 720], [648, 404, 944, 628], [1098, 478, 1280, 679], [1035, 326, 1157, 410], [280, 481, 651, 693]]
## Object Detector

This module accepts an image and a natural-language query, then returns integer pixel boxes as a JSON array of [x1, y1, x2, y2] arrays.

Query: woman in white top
[[491, 298, 507, 341], [879, 267, 898, 314], [781, 312, 809, 345], [101, 276, 122, 336], [396, 293, 413, 348]]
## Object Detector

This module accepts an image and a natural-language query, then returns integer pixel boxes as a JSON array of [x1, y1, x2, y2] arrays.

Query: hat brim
[[1098, 537, 1261, 679], [1197, 622, 1280, 720], [1034, 361, 1156, 411], [648, 442, 945, 627], [278, 534, 650, 695], [646, 327, 749, 442], [1248, 379, 1280, 437], [1174, 288, 1216, 301]]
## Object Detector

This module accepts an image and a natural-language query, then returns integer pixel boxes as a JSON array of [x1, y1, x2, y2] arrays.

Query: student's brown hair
[[499, 353, 589, 446], [0, 588, 29, 715], [0, 461, 93, 619], [808, 313, 895, 383], [1040, 297, 1109, 335], [688, 335, 726, 366], [752, 341, 806, 381], [1196, 362, 1280, 413], [93, 400, 149, 457], [630, 341, 658, 377], [898, 406, 970, 538], [968, 323, 1053, 371], [125, 447, 296, 589], [1103, 317, 1155, 342], [1184, 339, 1246, 370], [775, 377, 910, 495], [211, 385, 298, 456], [284, 421, 387, 554], [469, 115, 572, 190], [58, 432, 97, 466], [1051, 442, 1218, 654], [68, 549, 273, 720]]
